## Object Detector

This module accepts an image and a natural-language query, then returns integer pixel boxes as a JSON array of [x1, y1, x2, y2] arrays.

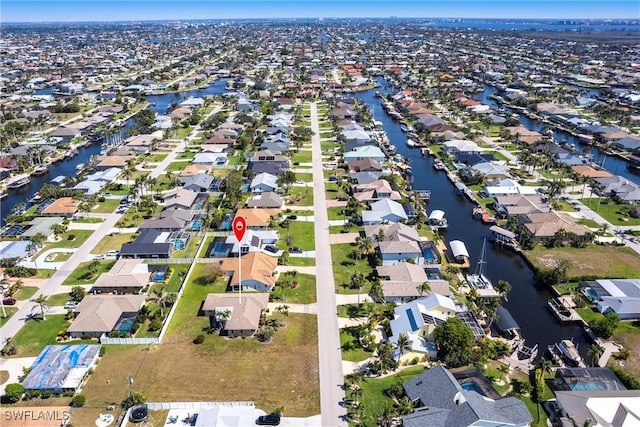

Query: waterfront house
[[68, 295, 146, 338], [0, 241, 31, 261], [580, 279, 640, 320], [220, 252, 278, 292], [378, 241, 422, 265], [469, 162, 510, 180], [401, 365, 532, 427], [202, 293, 269, 337], [92, 259, 150, 294], [343, 145, 386, 162], [86, 167, 122, 183], [494, 194, 549, 217], [484, 178, 539, 198], [73, 180, 106, 197], [554, 390, 640, 427], [389, 294, 458, 362], [20, 217, 65, 240], [94, 155, 133, 170], [554, 367, 627, 391], [347, 158, 383, 173], [442, 139, 481, 156], [40, 197, 79, 217], [593, 176, 640, 203], [51, 126, 81, 144], [519, 211, 592, 242], [362, 199, 408, 225], [353, 179, 402, 203]]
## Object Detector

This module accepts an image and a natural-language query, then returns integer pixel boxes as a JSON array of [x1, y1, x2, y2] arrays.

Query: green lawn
[[177, 126, 194, 139], [577, 218, 601, 228], [92, 198, 121, 213], [13, 286, 38, 301], [296, 173, 314, 182], [177, 151, 196, 160], [524, 245, 640, 279], [277, 221, 315, 251], [552, 200, 578, 212], [91, 233, 136, 254], [325, 182, 347, 200], [47, 292, 72, 307], [72, 217, 104, 224], [152, 175, 176, 192], [272, 273, 316, 304], [327, 206, 348, 220], [163, 264, 192, 292], [331, 243, 375, 294], [62, 260, 116, 285], [166, 161, 192, 172], [291, 150, 313, 164], [286, 257, 316, 267], [171, 235, 203, 259], [355, 365, 426, 425], [44, 229, 94, 250], [148, 153, 168, 162], [0, 308, 18, 327], [583, 199, 640, 226], [115, 208, 154, 228], [33, 269, 56, 279], [11, 315, 70, 357], [285, 186, 314, 206], [340, 326, 374, 362]]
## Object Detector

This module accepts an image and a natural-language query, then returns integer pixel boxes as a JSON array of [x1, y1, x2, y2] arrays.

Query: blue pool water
[[461, 381, 486, 396], [422, 248, 437, 261], [192, 221, 202, 229], [118, 318, 136, 333], [154, 272, 166, 281]]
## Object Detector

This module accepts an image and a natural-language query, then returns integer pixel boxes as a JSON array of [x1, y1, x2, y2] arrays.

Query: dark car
[[2, 298, 16, 306], [288, 247, 303, 254], [264, 245, 279, 254], [286, 215, 297, 220], [256, 413, 281, 426]]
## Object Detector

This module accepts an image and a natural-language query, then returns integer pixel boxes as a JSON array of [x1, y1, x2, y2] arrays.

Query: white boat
[[428, 209, 448, 230], [407, 138, 416, 147], [433, 159, 446, 170], [466, 238, 500, 297], [554, 339, 582, 365], [76, 163, 86, 172]]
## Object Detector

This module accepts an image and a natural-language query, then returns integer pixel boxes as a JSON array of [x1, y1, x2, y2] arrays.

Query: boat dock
[[547, 296, 582, 324]]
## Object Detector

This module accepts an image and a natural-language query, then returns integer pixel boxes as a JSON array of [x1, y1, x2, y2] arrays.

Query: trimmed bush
[[193, 334, 205, 344], [3, 383, 24, 403], [71, 394, 86, 407]]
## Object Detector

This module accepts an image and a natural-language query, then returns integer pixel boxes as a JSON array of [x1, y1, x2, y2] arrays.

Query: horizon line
[[3, 16, 639, 24]]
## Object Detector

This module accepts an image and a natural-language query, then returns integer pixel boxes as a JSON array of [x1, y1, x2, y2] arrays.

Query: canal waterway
[[474, 84, 640, 185], [1, 80, 229, 225], [356, 79, 588, 356]]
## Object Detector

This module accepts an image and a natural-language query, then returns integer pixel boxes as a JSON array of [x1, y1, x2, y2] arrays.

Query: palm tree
[[396, 333, 411, 359], [496, 280, 512, 301], [30, 294, 50, 320], [497, 364, 509, 383], [417, 281, 431, 297], [350, 272, 367, 308], [275, 305, 289, 327], [29, 233, 47, 270], [587, 344, 604, 367], [215, 308, 232, 331], [146, 286, 175, 317], [354, 236, 374, 261]]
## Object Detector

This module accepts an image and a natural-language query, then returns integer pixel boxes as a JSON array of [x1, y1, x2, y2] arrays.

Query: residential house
[[92, 259, 151, 294], [0, 241, 31, 261], [73, 180, 105, 197], [250, 172, 279, 193], [85, 167, 122, 183], [220, 252, 278, 292], [40, 197, 78, 217], [162, 188, 199, 210], [378, 241, 422, 265], [347, 158, 383, 173], [442, 139, 481, 156], [20, 217, 65, 240], [248, 149, 290, 176], [377, 262, 445, 303], [469, 162, 510, 180], [178, 174, 213, 192], [353, 179, 401, 203], [350, 171, 383, 185], [389, 294, 458, 361], [401, 365, 532, 427], [67, 295, 146, 338], [494, 194, 549, 217], [51, 126, 81, 144], [362, 199, 408, 225], [234, 208, 280, 229], [94, 155, 132, 170], [484, 178, 539, 197], [343, 145, 386, 162], [580, 279, 640, 320], [520, 211, 592, 242], [554, 390, 640, 427], [193, 152, 227, 166], [246, 191, 284, 209], [218, 228, 279, 257], [180, 165, 211, 176], [139, 210, 194, 232], [593, 176, 640, 203], [202, 293, 269, 337], [120, 229, 172, 259]]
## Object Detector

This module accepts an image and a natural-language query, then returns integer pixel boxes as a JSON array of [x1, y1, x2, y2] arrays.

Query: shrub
[[41, 390, 52, 399], [99, 346, 106, 357], [71, 394, 86, 407], [3, 383, 24, 403], [68, 234, 76, 240], [193, 334, 205, 344], [148, 318, 163, 332], [25, 389, 41, 399], [98, 196, 106, 202], [609, 366, 640, 390]]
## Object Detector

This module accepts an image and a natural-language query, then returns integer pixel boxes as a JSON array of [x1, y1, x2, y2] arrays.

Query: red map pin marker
[[232, 216, 247, 242]]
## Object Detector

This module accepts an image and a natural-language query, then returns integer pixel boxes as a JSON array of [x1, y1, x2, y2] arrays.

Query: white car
[[64, 302, 78, 310]]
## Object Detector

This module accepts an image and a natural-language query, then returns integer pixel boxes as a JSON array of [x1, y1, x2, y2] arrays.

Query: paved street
[[310, 102, 348, 426]]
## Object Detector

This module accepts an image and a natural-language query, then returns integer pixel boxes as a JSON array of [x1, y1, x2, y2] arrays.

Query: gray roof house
[[139, 210, 194, 232], [120, 229, 172, 259], [402, 365, 532, 427], [362, 199, 408, 225], [580, 279, 640, 320], [68, 294, 146, 338], [178, 173, 214, 192], [162, 188, 199, 210], [250, 172, 279, 193], [246, 191, 284, 209]]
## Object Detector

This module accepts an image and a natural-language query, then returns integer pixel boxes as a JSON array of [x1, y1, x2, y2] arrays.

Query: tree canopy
[[433, 317, 476, 368]]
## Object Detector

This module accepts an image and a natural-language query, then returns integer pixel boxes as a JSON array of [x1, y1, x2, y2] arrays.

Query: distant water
[[423, 19, 639, 31]]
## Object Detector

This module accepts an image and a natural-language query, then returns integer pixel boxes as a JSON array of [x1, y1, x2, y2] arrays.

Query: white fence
[[146, 401, 254, 410], [99, 335, 160, 345]]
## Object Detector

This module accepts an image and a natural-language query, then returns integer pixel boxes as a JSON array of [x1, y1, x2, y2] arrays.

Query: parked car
[[286, 215, 297, 220], [93, 254, 106, 260], [288, 247, 303, 254], [256, 413, 281, 426], [264, 245, 278, 254], [106, 250, 119, 258], [64, 301, 78, 310], [2, 298, 16, 306]]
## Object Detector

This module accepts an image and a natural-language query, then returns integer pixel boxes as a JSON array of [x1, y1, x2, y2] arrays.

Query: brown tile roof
[[220, 252, 278, 288], [202, 293, 269, 331], [68, 295, 146, 334], [571, 165, 613, 178], [41, 197, 78, 215], [235, 208, 280, 228]]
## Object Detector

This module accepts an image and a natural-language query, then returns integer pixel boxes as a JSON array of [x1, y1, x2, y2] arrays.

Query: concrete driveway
[[0, 357, 37, 395]]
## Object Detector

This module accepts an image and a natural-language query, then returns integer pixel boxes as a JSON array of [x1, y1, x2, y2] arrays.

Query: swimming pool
[[425, 268, 444, 280], [117, 318, 136, 333], [460, 380, 486, 396]]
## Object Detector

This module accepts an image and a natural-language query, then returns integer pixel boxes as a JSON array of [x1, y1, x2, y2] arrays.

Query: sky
[[1, 0, 639, 23]]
